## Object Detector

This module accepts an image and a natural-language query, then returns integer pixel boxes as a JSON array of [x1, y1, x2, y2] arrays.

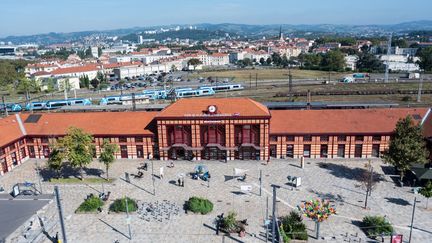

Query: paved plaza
[[0, 158, 431, 243]]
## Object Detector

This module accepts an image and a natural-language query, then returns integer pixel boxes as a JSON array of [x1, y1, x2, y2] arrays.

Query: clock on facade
[[207, 105, 217, 114]]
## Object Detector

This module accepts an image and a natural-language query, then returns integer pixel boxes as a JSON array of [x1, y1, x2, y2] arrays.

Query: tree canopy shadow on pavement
[[317, 162, 365, 180], [309, 189, 364, 208], [384, 197, 411, 206], [318, 162, 384, 182], [308, 189, 345, 203], [39, 163, 104, 181]]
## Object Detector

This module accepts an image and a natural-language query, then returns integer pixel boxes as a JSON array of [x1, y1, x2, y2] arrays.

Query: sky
[[1, 0, 431, 37]]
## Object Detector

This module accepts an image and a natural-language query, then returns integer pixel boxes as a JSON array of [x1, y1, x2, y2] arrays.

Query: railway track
[[275, 89, 432, 97]]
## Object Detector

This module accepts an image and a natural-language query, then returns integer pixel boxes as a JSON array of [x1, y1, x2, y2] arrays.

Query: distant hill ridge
[[2, 20, 432, 44]]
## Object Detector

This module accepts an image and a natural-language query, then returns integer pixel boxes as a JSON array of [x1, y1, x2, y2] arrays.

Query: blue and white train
[[25, 102, 47, 111], [99, 94, 150, 105], [142, 89, 168, 100], [175, 87, 215, 98], [0, 103, 23, 112], [45, 98, 92, 110], [200, 84, 244, 93]]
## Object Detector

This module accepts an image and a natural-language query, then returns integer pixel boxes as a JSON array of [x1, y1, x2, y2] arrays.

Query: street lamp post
[[271, 184, 281, 243], [409, 197, 420, 243], [35, 160, 43, 194], [151, 160, 155, 195], [125, 196, 132, 240], [54, 186, 67, 243]]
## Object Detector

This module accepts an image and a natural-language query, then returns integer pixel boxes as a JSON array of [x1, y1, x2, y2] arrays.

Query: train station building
[[1, 98, 431, 176]]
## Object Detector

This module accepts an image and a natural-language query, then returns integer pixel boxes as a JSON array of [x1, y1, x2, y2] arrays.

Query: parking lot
[[1, 158, 431, 243]]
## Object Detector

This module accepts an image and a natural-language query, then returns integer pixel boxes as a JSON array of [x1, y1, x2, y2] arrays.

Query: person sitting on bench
[[238, 174, 247, 182], [135, 171, 144, 178]]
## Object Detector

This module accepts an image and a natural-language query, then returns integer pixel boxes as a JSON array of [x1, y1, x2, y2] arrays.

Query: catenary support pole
[[409, 197, 417, 243], [54, 186, 67, 243], [271, 184, 281, 243]]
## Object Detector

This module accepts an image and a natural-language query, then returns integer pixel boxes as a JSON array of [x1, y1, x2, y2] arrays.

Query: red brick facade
[[0, 98, 431, 176]]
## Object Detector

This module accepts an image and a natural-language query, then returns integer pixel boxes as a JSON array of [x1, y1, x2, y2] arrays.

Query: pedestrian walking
[[159, 167, 164, 179]]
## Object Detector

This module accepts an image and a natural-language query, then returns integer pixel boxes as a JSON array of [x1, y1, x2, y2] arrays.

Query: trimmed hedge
[[109, 197, 138, 213], [76, 195, 104, 213], [361, 215, 393, 239], [186, 197, 213, 214]]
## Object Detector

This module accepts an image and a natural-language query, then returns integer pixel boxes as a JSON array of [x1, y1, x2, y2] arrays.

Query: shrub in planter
[[186, 197, 213, 214], [361, 215, 393, 238], [220, 211, 238, 232], [76, 195, 104, 213], [109, 197, 138, 213], [280, 211, 308, 241]]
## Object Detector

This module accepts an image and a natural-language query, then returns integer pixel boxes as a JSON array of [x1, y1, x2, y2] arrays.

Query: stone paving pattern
[[0, 158, 431, 243]]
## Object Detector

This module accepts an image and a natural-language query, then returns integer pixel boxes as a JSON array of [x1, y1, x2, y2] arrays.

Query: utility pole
[[271, 184, 281, 243], [125, 196, 132, 240], [1, 96, 8, 116], [259, 170, 262, 196], [151, 160, 155, 196], [288, 68, 293, 100], [54, 186, 68, 243], [417, 71, 423, 103], [132, 92, 136, 111], [35, 160, 43, 194], [384, 33, 392, 83], [409, 197, 419, 243], [266, 196, 269, 242]]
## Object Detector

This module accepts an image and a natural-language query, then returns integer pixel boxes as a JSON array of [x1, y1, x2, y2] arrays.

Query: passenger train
[[4, 84, 244, 112], [99, 94, 150, 105], [174, 87, 215, 98], [26, 98, 92, 111], [200, 84, 244, 93], [0, 103, 23, 112]]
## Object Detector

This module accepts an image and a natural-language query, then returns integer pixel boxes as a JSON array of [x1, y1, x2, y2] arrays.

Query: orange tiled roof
[[0, 116, 25, 147], [270, 108, 430, 135], [158, 98, 270, 118], [103, 61, 143, 69], [20, 112, 157, 136], [422, 110, 432, 138], [50, 64, 99, 75]]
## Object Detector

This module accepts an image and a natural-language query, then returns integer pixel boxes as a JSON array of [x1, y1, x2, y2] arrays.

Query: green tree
[[17, 77, 40, 99], [79, 75, 90, 89], [187, 58, 202, 70], [271, 53, 282, 66], [47, 149, 65, 178], [98, 139, 119, 180], [419, 181, 432, 209], [382, 116, 429, 183], [417, 47, 432, 71], [59, 127, 95, 180], [96, 71, 106, 83], [356, 53, 385, 72], [90, 78, 100, 90], [320, 49, 346, 71], [392, 39, 408, 48], [266, 57, 272, 65], [241, 58, 252, 66], [0, 60, 27, 87], [281, 54, 289, 67], [97, 47, 103, 57]]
